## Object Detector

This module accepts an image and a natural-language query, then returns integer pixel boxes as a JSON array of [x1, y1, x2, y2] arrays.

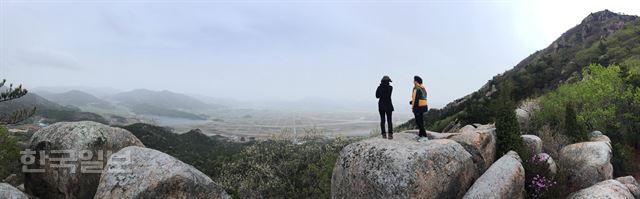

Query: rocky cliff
[[331, 124, 504, 199]]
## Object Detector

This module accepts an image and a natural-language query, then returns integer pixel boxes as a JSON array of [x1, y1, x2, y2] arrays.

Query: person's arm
[[376, 86, 381, 99], [409, 88, 414, 105]]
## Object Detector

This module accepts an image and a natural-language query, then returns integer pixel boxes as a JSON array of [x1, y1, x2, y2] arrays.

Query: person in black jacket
[[376, 75, 394, 139]]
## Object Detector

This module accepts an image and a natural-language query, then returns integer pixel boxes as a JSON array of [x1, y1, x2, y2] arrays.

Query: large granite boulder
[[568, 177, 640, 199], [459, 125, 477, 133], [400, 129, 458, 139], [401, 124, 497, 172], [521, 134, 542, 155], [24, 121, 144, 199], [449, 124, 497, 171], [462, 151, 525, 199], [94, 146, 230, 199], [0, 183, 29, 199], [616, 176, 640, 198], [559, 139, 613, 191], [331, 133, 479, 199]]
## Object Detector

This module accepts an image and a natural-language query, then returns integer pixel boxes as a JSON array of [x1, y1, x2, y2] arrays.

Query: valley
[[16, 88, 413, 141], [2, 3, 640, 199]]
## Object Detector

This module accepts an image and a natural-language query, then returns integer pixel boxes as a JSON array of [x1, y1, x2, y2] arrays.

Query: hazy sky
[[1, 0, 639, 109]]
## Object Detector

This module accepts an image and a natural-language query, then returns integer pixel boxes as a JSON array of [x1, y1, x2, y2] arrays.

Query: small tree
[[0, 78, 35, 178], [0, 126, 19, 178], [494, 98, 526, 159], [0, 79, 36, 124], [564, 104, 587, 142]]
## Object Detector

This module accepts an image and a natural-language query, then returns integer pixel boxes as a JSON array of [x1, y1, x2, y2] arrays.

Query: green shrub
[[612, 142, 636, 177], [535, 64, 624, 137], [0, 126, 19, 178], [494, 99, 525, 158], [215, 137, 357, 198], [535, 61, 640, 176], [564, 104, 587, 142]]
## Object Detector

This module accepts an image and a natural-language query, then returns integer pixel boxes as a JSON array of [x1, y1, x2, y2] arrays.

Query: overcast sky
[[1, 0, 639, 109]]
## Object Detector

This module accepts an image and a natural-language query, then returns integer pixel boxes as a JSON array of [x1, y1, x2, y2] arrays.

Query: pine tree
[[0, 79, 35, 124], [564, 104, 587, 142], [0, 78, 32, 178], [494, 98, 526, 159], [0, 126, 19, 178]]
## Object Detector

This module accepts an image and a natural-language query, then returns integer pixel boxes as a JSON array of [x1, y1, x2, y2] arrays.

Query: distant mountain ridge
[[111, 89, 220, 120], [112, 89, 219, 111], [401, 10, 640, 131], [34, 88, 220, 121], [39, 90, 115, 109], [0, 93, 108, 124]]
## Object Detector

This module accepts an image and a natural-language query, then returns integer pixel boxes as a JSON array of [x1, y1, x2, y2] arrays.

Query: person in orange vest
[[376, 75, 394, 139], [410, 75, 428, 138]]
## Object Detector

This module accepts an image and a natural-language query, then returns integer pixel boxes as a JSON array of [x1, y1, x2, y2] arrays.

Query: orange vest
[[412, 84, 428, 107]]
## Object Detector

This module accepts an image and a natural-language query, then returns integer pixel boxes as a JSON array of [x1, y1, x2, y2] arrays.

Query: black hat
[[381, 75, 392, 82], [414, 76, 423, 84]]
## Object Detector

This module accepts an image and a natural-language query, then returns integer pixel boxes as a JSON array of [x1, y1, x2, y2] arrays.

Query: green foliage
[[535, 64, 624, 136], [125, 123, 358, 198], [0, 78, 32, 178], [535, 61, 640, 177], [612, 143, 636, 177], [0, 79, 35, 124], [0, 126, 20, 178], [460, 99, 493, 125], [122, 123, 251, 175], [0, 80, 29, 103], [215, 138, 355, 198], [494, 98, 525, 158], [402, 16, 640, 133], [564, 104, 587, 142]]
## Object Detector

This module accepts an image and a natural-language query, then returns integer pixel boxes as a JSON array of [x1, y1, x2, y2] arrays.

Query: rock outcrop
[[459, 125, 477, 133], [17, 184, 24, 192], [24, 121, 145, 199], [403, 124, 497, 172], [401, 129, 458, 139], [515, 108, 530, 125], [568, 176, 640, 199], [0, 183, 29, 199], [589, 130, 611, 142], [559, 138, 613, 191], [331, 133, 479, 199], [3, 173, 19, 186], [521, 134, 542, 155], [616, 176, 640, 199], [462, 151, 525, 199], [449, 125, 497, 171], [94, 146, 231, 199]]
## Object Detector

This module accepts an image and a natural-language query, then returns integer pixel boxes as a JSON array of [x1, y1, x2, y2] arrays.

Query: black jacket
[[376, 83, 394, 112]]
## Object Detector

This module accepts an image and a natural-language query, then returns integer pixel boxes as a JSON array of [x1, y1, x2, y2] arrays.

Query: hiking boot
[[382, 134, 387, 139], [388, 134, 393, 140]]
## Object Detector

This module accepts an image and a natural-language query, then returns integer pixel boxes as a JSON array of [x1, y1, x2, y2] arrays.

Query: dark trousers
[[379, 110, 393, 135], [414, 107, 427, 137]]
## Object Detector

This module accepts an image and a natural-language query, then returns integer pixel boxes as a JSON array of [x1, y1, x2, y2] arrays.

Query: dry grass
[[538, 125, 571, 160]]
